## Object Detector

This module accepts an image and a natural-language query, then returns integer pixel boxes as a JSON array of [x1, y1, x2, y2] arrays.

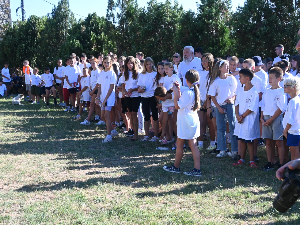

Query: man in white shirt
[[273, 44, 285, 65], [172, 53, 181, 74], [177, 46, 203, 87]]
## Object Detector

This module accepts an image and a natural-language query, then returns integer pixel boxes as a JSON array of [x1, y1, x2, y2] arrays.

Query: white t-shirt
[[41, 73, 54, 87], [79, 63, 91, 75], [261, 87, 287, 116], [273, 56, 281, 65], [234, 86, 260, 140], [62, 66, 69, 89], [0, 84, 7, 96], [255, 69, 268, 89], [90, 69, 101, 90], [173, 64, 180, 74], [80, 76, 91, 101], [280, 72, 293, 88], [137, 71, 156, 98], [290, 69, 297, 76], [53, 66, 65, 84], [1, 68, 10, 82], [199, 70, 209, 101], [65, 66, 80, 89], [24, 67, 33, 84], [207, 76, 237, 106], [283, 96, 300, 135], [30, 74, 42, 86], [124, 71, 140, 98], [178, 57, 202, 87], [98, 70, 117, 106], [162, 74, 181, 107], [177, 86, 200, 140]]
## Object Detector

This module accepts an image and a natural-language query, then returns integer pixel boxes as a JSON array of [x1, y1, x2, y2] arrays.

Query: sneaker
[[74, 115, 81, 120], [95, 120, 105, 125], [227, 136, 231, 144], [227, 151, 238, 158], [37, 102, 40, 104], [118, 123, 126, 129], [254, 156, 259, 162], [172, 143, 176, 150], [149, 136, 159, 142], [70, 107, 75, 112], [273, 161, 281, 168], [206, 145, 216, 151], [141, 136, 150, 141], [163, 165, 180, 173], [59, 102, 64, 107], [161, 137, 168, 145], [262, 163, 274, 171], [125, 129, 134, 136], [94, 115, 100, 121], [102, 135, 112, 143], [233, 154, 241, 161], [80, 119, 90, 125], [138, 128, 145, 135], [31, 101, 36, 104], [233, 160, 245, 166], [210, 149, 220, 154], [249, 162, 258, 168], [216, 151, 227, 158], [183, 168, 202, 177], [111, 129, 118, 137], [64, 106, 70, 112], [258, 138, 265, 146]]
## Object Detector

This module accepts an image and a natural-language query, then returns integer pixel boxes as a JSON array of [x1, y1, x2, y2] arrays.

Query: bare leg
[[198, 110, 207, 141], [174, 138, 185, 168], [276, 140, 285, 165], [188, 139, 200, 170], [290, 146, 300, 160], [132, 112, 138, 139]]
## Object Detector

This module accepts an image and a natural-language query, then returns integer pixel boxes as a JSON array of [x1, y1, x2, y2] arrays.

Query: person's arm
[[265, 108, 282, 126], [65, 75, 71, 86], [258, 92, 263, 101], [96, 84, 101, 106], [211, 96, 225, 114], [276, 158, 300, 180], [283, 123, 292, 139], [173, 86, 181, 110]]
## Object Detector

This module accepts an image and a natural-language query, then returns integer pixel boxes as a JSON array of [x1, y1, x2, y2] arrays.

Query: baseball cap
[[252, 56, 263, 66]]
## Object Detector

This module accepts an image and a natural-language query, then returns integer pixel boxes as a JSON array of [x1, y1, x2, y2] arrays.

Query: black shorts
[[200, 108, 207, 112], [56, 83, 62, 87], [3, 82, 11, 86], [31, 85, 40, 95], [237, 137, 254, 143], [121, 98, 127, 114], [141, 96, 158, 121], [68, 88, 78, 94], [125, 97, 141, 112], [45, 86, 54, 90], [40, 86, 46, 95], [93, 89, 98, 95]]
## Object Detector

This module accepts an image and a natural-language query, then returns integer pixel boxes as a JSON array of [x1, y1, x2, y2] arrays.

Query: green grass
[[0, 97, 300, 224]]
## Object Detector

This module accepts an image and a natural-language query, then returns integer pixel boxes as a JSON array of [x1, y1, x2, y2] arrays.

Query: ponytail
[[192, 84, 200, 111]]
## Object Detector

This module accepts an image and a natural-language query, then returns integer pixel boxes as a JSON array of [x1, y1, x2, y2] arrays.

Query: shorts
[[261, 115, 283, 140], [125, 96, 141, 112], [141, 96, 158, 121], [93, 89, 98, 95], [3, 82, 11, 86], [45, 86, 54, 90], [63, 88, 69, 103], [200, 108, 207, 112], [31, 85, 40, 95], [101, 105, 112, 111], [287, 133, 300, 146], [40, 86, 46, 95], [121, 98, 127, 114], [26, 84, 31, 91], [56, 83, 62, 87], [237, 137, 254, 143], [68, 88, 78, 94], [162, 105, 175, 113]]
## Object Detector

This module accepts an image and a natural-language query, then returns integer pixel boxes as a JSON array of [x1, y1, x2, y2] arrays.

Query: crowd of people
[[1, 43, 300, 177]]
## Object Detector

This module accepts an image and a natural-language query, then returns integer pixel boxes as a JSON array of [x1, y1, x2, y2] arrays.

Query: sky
[[11, 0, 244, 22]]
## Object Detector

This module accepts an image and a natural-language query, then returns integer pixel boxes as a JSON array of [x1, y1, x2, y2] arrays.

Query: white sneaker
[[95, 120, 105, 125], [111, 129, 118, 137], [206, 145, 216, 151], [31, 101, 36, 104], [141, 136, 150, 141], [138, 128, 145, 135], [95, 115, 100, 121], [227, 151, 238, 158], [74, 115, 81, 120], [64, 106, 70, 112], [149, 136, 159, 142], [102, 135, 112, 143], [216, 151, 227, 158], [80, 119, 90, 125], [59, 102, 64, 107]]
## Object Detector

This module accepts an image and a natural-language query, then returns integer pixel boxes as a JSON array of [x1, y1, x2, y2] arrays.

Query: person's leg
[[63, 88, 70, 106], [45, 89, 50, 105], [207, 114, 216, 146], [105, 110, 112, 135], [290, 146, 300, 160], [198, 110, 207, 143], [167, 114, 173, 141], [226, 103, 238, 152], [188, 139, 200, 170], [150, 96, 159, 138], [58, 85, 63, 103], [265, 139, 276, 163], [78, 103, 84, 116], [248, 142, 255, 162], [138, 102, 144, 131], [51, 86, 57, 105], [172, 109, 177, 136], [86, 95, 96, 121], [132, 111, 138, 139], [240, 141, 247, 160], [276, 140, 285, 165], [215, 105, 226, 152], [162, 112, 168, 138], [70, 93, 75, 109], [174, 138, 185, 168], [141, 97, 151, 137]]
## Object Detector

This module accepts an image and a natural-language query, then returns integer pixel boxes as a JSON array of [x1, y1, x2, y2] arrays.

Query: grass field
[[0, 97, 299, 224]]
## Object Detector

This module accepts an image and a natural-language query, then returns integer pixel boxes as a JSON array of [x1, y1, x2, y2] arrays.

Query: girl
[[198, 53, 216, 150], [207, 60, 238, 158], [63, 58, 71, 111], [41, 67, 57, 107], [291, 55, 300, 76], [96, 56, 118, 143], [54, 59, 65, 106], [163, 69, 201, 176], [138, 57, 159, 141], [122, 56, 140, 141]]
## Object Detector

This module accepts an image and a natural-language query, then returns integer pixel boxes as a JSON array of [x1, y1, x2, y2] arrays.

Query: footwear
[[125, 129, 134, 136], [254, 156, 259, 162], [102, 135, 112, 143], [70, 107, 75, 112], [233, 154, 241, 161], [206, 145, 216, 151], [227, 151, 238, 158], [258, 138, 265, 146], [163, 165, 180, 173], [262, 163, 274, 171], [118, 123, 126, 129], [273, 161, 280, 168], [130, 137, 138, 141], [80, 119, 90, 125], [216, 151, 227, 158], [171, 143, 176, 150], [59, 102, 64, 107], [94, 115, 100, 121], [227, 136, 231, 144], [183, 168, 202, 177], [233, 160, 245, 166], [138, 128, 145, 135], [64, 106, 70, 112], [74, 115, 81, 120], [37, 102, 40, 104], [111, 129, 118, 137], [149, 136, 159, 142], [31, 101, 36, 104], [95, 120, 105, 125], [161, 137, 169, 145], [141, 136, 150, 141], [198, 146, 204, 151], [249, 162, 258, 168], [210, 149, 220, 154]]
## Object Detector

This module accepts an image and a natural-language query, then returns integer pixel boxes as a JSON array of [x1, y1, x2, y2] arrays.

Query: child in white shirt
[[30, 68, 42, 104], [253, 56, 268, 88], [283, 76, 300, 160], [65, 57, 80, 111], [53, 59, 65, 106], [233, 69, 260, 168], [1, 62, 12, 95], [41, 67, 57, 106], [261, 67, 287, 170], [23, 60, 33, 102], [163, 69, 201, 176], [0, 79, 7, 97], [290, 55, 300, 76]]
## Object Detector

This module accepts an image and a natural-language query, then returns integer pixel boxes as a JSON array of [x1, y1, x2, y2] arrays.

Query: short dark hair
[[81, 53, 86, 58], [194, 47, 204, 55], [274, 61, 287, 71], [276, 44, 284, 48], [239, 68, 254, 80], [269, 67, 283, 79], [239, 58, 244, 64], [265, 57, 273, 63], [44, 67, 50, 71], [4, 62, 8, 65]]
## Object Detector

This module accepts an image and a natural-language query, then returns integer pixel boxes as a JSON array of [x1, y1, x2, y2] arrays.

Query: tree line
[[0, 0, 299, 71]]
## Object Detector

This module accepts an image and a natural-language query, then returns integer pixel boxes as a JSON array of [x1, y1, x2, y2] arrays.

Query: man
[[172, 53, 181, 74], [194, 47, 204, 59], [177, 46, 202, 87], [273, 44, 288, 65]]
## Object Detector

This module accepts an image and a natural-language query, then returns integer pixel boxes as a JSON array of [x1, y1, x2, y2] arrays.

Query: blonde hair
[[243, 59, 255, 69], [284, 76, 300, 95], [142, 57, 156, 74], [230, 56, 239, 63]]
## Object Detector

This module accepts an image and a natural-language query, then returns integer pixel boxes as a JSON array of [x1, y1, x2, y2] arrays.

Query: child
[[53, 59, 65, 106], [1, 62, 12, 95], [0, 79, 7, 97], [253, 56, 268, 88], [274, 60, 293, 88], [229, 56, 240, 81], [62, 58, 71, 110], [41, 67, 57, 107], [137, 57, 159, 141], [74, 68, 91, 120], [261, 67, 287, 170], [96, 56, 118, 143], [23, 60, 33, 102], [208, 60, 238, 158], [290, 55, 300, 76], [65, 57, 80, 111], [30, 67, 42, 104], [122, 56, 140, 141], [163, 69, 201, 176], [283, 76, 300, 160], [233, 69, 260, 168]]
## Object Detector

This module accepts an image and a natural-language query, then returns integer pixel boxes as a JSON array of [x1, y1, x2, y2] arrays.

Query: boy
[[283, 76, 300, 160], [229, 56, 240, 81], [261, 67, 287, 170], [41, 67, 57, 106], [233, 69, 260, 168], [253, 56, 268, 88], [0, 79, 7, 97], [23, 60, 33, 102], [274, 60, 292, 88], [30, 68, 42, 104], [1, 62, 12, 95], [65, 57, 80, 111]]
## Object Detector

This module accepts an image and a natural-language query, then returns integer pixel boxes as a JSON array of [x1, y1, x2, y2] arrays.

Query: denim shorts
[[261, 115, 283, 140]]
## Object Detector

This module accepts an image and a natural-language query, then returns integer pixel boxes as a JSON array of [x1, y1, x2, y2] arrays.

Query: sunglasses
[[284, 85, 292, 88], [173, 56, 179, 58]]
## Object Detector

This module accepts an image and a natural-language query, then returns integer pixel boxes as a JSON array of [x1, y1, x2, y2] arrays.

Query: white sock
[[107, 135, 112, 138], [198, 141, 203, 147], [226, 133, 230, 138], [210, 141, 215, 146]]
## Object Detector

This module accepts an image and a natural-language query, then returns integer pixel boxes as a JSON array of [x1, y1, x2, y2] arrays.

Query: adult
[[172, 53, 181, 74], [194, 47, 204, 59], [273, 44, 289, 65], [177, 46, 203, 87]]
